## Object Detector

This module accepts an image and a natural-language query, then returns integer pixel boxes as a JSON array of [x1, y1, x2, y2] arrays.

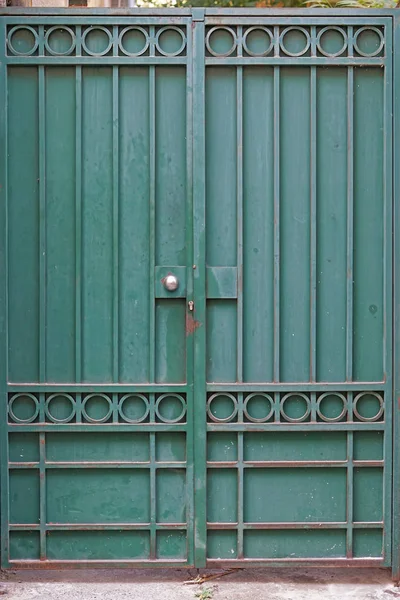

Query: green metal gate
[[0, 6, 397, 571]]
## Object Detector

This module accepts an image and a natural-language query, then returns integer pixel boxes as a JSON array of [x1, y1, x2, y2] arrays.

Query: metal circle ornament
[[45, 393, 76, 423], [353, 392, 384, 422], [279, 26, 311, 57], [82, 393, 113, 423], [317, 392, 347, 422], [155, 26, 186, 57], [206, 26, 237, 57], [82, 26, 113, 57], [280, 393, 311, 423], [119, 26, 149, 57], [316, 26, 347, 58], [119, 394, 150, 423], [9, 393, 39, 424], [244, 393, 274, 423], [7, 26, 39, 56], [353, 26, 384, 57], [45, 26, 76, 56], [156, 394, 186, 423], [243, 27, 273, 57], [207, 393, 238, 423]]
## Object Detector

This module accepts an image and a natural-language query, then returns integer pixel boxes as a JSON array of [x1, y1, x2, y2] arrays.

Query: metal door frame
[[0, 6, 398, 574]]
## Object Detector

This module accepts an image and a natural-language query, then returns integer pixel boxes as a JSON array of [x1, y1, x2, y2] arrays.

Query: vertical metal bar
[[39, 432, 46, 560], [150, 428, 156, 560], [0, 18, 10, 567], [346, 431, 353, 558], [192, 7, 206, 568], [38, 63, 46, 383], [237, 65, 243, 384], [185, 20, 195, 567], [38, 22, 47, 528], [347, 390, 353, 422], [392, 14, 400, 581], [112, 24, 118, 57], [112, 66, 119, 383], [274, 391, 280, 423], [310, 25, 317, 59], [75, 24, 82, 58], [310, 65, 317, 383], [310, 391, 317, 423], [273, 25, 279, 58], [237, 25, 243, 59], [346, 66, 354, 383], [39, 390, 45, 424], [382, 21, 393, 568], [75, 65, 82, 382], [149, 60, 156, 385], [348, 25, 354, 59], [273, 67, 280, 383], [76, 392, 82, 424], [112, 392, 118, 424], [237, 427, 244, 559]]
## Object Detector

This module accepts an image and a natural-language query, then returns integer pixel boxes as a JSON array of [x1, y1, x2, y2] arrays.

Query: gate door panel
[[0, 15, 195, 566], [201, 15, 393, 566]]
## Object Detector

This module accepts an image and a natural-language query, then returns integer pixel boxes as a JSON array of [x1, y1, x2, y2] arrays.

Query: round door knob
[[163, 274, 179, 292]]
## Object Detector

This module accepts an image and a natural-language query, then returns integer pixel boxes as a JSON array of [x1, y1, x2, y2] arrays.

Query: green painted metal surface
[[0, 7, 395, 572]]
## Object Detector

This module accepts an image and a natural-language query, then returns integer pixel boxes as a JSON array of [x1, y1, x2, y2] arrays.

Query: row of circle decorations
[[205, 25, 384, 58], [6, 25, 385, 59], [8, 390, 384, 424], [207, 392, 384, 423], [7, 25, 188, 58], [8, 393, 187, 424]]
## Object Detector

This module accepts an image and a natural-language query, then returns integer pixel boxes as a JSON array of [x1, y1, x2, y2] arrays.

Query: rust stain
[[186, 314, 201, 336]]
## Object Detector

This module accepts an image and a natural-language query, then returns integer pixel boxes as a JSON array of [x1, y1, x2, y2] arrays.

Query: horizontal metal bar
[[8, 558, 384, 569], [9, 521, 383, 532], [205, 58, 386, 67], [10, 459, 383, 470], [206, 522, 384, 530], [205, 15, 391, 24], [206, 558, 384, 568], [206, 460, 384, 468], [207, 423, 385, 432], [10, 523, 187, 531], [0, 7, 393, 16], [8, 384, 187, 392], [1, 13, 192, 21], [207, 383, 386, 391], [9, 383, 386, 392], [9, 560, 190, 569], [5, 57, 188, 66], [9, 461, 187, 469], [8, 424, 187, 432]]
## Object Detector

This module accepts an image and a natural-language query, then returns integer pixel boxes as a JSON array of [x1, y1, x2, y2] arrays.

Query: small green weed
[[195, 588, 214, 600]]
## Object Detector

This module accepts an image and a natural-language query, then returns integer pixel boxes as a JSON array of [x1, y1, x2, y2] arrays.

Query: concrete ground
[[0, 568, 399, 600]]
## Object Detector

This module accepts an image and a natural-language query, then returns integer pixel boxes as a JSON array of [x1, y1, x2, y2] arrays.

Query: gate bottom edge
[[6, 558, 386, 569]]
